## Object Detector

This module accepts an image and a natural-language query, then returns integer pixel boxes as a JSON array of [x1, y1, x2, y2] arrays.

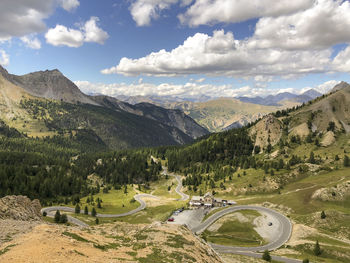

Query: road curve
[[41, 194, 158, 227], [191, 205, 292, 253], [162, 167, 189, 201]]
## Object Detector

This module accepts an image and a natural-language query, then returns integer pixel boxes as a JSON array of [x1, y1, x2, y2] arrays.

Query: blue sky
[[0, 0, 350, 100]]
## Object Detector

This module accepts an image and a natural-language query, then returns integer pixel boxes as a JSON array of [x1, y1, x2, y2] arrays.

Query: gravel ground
[[167, 208, 208, 229], [253, 211, 281, 243]]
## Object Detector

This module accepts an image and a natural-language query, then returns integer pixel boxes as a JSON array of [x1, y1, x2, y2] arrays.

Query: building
[[189, 192, 235, 208]]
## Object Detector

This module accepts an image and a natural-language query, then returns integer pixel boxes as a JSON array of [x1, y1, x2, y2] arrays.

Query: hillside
[[163, 98, 279, 132], [0, 66, 204, 149], [93, 96, 209, 139], [0, 195, 221, 263], [162, 82, 350, 262]]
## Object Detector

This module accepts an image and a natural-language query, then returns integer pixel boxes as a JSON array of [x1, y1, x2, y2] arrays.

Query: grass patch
[[62, 231, 90, 243], [167, 234, 194, 248], [0, 244, 16, 256], [72, 187, 140, 215], [202, 212, 266, 247], [116, 201, 187, 224]]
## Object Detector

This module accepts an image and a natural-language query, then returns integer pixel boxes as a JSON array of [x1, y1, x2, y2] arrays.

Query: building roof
[[191, 196, 202, 201]]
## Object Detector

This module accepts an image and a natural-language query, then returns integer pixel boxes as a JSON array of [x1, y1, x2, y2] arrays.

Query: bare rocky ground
[[0, 195, 222, 263]]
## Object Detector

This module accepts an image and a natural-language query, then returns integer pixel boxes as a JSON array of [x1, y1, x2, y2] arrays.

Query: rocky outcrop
[[0, 195, 42, 221], [312, 181, 350, 201]]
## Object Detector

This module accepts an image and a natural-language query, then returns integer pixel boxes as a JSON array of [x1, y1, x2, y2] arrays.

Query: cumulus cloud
[[130, 0, 179, 26], [0, 50, 9, 66], [102, 29, 332, 77], [75, 80, 249, 99], [20, 35, 42, 49], [45, 25, 84, 47], [45, 17, 109, 47], [178, 0, 314, 27], [300, 80, 341, 94], [249, 0, 350, 50], [0, 0, 54, 40], [83, 17, 109, 44], [332, 45, 350, 73], [75, 79, 338, 101], [59, 0, 80, 12]]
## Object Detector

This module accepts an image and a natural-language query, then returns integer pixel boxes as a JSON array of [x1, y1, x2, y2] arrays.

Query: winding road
[[41, 194, 158, 227], [42, 164, 299, 262], [162, 167, 189, 201]]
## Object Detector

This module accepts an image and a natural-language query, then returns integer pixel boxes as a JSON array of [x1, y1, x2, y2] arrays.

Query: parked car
[[268, 222, 273, 226], [168, 217, 174, 222]]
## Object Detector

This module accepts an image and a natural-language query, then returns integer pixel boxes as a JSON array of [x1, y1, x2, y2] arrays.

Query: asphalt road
[[41, 194, 158, 227], [190, 205, 301, 263], [192, 205, 292, 252], [162, 167, 189, 201]]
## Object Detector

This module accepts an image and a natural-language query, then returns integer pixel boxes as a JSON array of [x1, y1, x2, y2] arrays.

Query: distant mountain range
[[0, 66, 208, 149], [237, 89, 322, 106], [115, 89, 323, 132]]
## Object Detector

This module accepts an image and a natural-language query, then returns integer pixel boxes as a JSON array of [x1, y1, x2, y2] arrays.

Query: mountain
[[0, 66, 204, 149], [2, 67, 98, 105], [160, 98, 279, 132], [92, 96, 209, 139], [250, 81, 350, 150], [302, 88, 322, 98], [330, 81, 350, 93], [116, 94, 212, 105], [238, 89, 322, 106]]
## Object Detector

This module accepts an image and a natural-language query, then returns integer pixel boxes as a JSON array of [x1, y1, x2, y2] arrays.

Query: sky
[[0, 0, 350, 100]]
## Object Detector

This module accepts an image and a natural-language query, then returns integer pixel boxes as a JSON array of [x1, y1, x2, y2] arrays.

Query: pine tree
[[344, 155, 350, 167], [54, 210, 61, 223], [314, 240, 322, 256], [303, 259, 309, 263], [262, 250, 271, 261], [91, 207, 97, 217], [84, 206, 88, 215], [97, 199, 102, 209], [59, 214, 68, 224], [95, 218, 99, 225], [309, 152, 315, 164], [320, 211, 326, 219], [75, 204, 81, 214]]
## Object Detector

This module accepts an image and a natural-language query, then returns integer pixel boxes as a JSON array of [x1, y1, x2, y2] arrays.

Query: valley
[[0, 66, 350, 263]]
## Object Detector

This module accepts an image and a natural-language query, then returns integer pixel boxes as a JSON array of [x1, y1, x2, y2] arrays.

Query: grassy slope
[[202, 210, 266, 247]]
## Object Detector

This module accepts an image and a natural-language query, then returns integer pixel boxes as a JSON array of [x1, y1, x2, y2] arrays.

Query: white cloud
[[0, 0, 54, 40], [75, 78, 343, 100], [332, 45, 350, 73], [59, 0, 80, 12], [102, 30, 332, 78], [178, 0, 314, 27], [249, 0, 350, 50], [45, 17, 108, 47], [130, 0, 179, 26], [0, 50, 9, 66], [83, 17, 109, 44], [75, 80, 247, 99], [20, 35, 42, 49], [45, 25, 84, 47]]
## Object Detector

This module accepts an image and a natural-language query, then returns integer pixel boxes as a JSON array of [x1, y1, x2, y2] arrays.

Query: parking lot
[[167, 207, 216, 230]]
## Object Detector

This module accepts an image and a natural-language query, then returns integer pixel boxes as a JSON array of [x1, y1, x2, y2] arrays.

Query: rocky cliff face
[[0, 195, 42, 221]]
